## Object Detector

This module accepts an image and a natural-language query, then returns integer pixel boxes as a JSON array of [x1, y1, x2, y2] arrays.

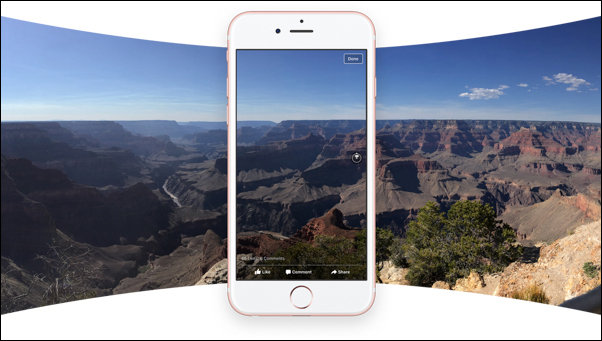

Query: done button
[[344, 53, 363, 64]]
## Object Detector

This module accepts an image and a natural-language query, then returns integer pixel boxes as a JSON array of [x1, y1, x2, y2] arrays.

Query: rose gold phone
[[227, 11, 376, 316]]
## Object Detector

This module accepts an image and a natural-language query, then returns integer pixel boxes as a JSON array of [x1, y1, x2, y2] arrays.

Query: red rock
[[496, 129, 577, 156], [293, 208, 360, 243]]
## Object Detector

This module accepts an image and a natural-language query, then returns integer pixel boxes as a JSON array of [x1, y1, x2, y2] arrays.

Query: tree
[[376, 228, 395, 271], [355, 227, 397, 271], [402, 200, 522, 287]]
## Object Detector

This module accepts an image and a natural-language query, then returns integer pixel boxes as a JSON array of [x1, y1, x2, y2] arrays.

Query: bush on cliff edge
[[400, 200, 523, 287]]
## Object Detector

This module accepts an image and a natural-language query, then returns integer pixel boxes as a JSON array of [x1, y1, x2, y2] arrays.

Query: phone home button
[[290, 286, 313, 309]]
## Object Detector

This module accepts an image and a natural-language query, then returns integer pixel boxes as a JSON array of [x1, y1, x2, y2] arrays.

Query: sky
[[0, 17, 226, 122], [376, 17, 601, 123], [236, 49, 366, 122], [1, 16, 600, 123]]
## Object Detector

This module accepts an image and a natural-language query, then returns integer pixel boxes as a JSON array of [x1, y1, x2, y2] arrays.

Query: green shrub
[[356, 227, 403, 271], [583, 262, 599, 279], [390, 237, 407, 268], [402, 201, 523, 287]]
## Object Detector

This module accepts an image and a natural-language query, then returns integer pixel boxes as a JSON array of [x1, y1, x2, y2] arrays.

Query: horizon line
[[1, 118, 601, 125]]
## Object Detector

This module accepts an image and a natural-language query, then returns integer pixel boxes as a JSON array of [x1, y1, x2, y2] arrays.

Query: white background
[[2, 284, 602, 340], [1, 2, 601, 340], [2, 1, 601, 47]]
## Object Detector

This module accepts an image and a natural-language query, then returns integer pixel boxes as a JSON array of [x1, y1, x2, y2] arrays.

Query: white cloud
[[553, 73, 591, 91], [459, 85, 508, 100], [590, 88, 599, 91], [517, 83, 528, 87], [543, 76, 555, 85]]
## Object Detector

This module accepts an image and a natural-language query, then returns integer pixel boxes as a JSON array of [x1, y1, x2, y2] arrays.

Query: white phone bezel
[[227, 11, 376, 316]]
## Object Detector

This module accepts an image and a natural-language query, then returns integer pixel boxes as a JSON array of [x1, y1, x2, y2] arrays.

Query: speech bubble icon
[[285, 269, 291, 275]]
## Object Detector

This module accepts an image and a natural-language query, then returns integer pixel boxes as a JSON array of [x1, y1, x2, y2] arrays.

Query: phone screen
[[235, 49, 367, 281]]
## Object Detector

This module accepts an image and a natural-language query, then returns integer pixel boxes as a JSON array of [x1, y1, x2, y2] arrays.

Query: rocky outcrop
[[452, 272, 485, 292], [195, 257, 228, 285], [493, 220, 601, 305], [576, 193, 602, 220], [379, 261, 410, 285], [196, 253, 263, 285], [432, 281, 451, 290], [113, 229, 227, 294], [293, 208, 360, 243], [197, 230, 228, 275]]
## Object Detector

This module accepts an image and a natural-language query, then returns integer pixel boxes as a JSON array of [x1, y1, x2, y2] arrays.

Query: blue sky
[[1, 16, 600, 123], [377, 17, 601, 123], [236, 50, 366, 122], [1, 17, 226, 122]]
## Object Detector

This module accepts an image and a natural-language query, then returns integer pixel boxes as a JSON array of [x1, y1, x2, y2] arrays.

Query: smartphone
[[227, 11, 376, 316]]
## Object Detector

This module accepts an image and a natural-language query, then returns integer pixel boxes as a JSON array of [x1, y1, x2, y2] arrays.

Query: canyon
[[1, 119, 600, 312]]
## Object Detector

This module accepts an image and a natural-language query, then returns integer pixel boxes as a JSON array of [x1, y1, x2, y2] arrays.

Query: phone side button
[[290, 286, 313, 309]]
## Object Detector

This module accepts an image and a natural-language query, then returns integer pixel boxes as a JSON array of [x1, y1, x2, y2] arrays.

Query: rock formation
[[493, 220, 601, 305], [453, 272, 485, 292]]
